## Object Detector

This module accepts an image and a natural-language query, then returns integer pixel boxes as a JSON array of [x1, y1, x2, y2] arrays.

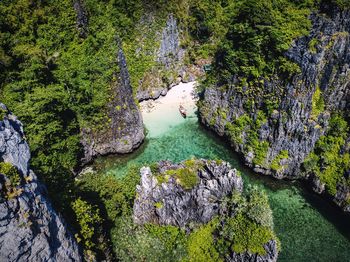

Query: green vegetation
[[329, 0, 350, 9], [0, 0, 329, 258], [245, 186, 274, 228], [166, 167, 199, 189], [221, 213, 275, 255], [155, 159, 204, 188], [71, 198, 102, 250], [154, 202, 164, 209], [187, 219, 221, 262], [112, 217, 188, 261], [0, 0, 122, 214], [0, 162, 22, 199], [271, 150, 289, 172], [145, 223, 187, 256], [185, 187, 278, 259], [226, 111, 269, 166], [76, 159, 278, 260], [311, 86, 325, 119], [0, 162, 21, 187], [216, 187, 278, 256], [303, 115, 350, 196], [0, 107, 7, 120], [309, 38, 320, 53], [164, 159, 204, 189], [211, 0, 314, 81]]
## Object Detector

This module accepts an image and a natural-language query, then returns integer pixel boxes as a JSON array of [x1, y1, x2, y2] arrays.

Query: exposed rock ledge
[[133, 159, 278, 262], [0, 103, 81, 262]]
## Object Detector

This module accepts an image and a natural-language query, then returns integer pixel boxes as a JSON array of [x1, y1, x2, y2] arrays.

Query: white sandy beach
[[140, 82, 198, 137]]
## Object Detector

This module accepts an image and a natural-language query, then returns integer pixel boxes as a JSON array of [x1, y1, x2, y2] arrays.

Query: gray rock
[[0, 105, 82, 262], [157, 14, 182, 68], [81, 44, 144, 163], [136, 15, 202, 101], [133, 159, 278, 261], [199, 6, 350, 211], [73, 0, 88, 38], [133, 159, 243, 227], [310, 174, 326, 194], [228, 240, 278, 262], [0, 103, 30, 176]]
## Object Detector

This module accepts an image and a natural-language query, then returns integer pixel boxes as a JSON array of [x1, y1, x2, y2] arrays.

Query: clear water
[[94, 118, 350, 261]]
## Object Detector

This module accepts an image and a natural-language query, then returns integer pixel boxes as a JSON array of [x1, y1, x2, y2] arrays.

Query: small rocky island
[[134, 159, 279, 261]]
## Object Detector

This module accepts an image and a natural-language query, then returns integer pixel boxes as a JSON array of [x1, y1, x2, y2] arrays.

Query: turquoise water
[[95, 118, 350, 261]]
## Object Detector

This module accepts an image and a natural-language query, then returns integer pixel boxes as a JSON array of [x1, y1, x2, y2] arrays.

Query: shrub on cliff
[[0, 162, 21, 187], [71, 198, 102, 250], [303, 114, 350, 196]]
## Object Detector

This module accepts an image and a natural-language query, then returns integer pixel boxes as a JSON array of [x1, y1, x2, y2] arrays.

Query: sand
[[140, 82, 198, 137]]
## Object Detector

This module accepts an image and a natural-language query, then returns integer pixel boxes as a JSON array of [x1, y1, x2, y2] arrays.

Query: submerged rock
[[0, 104, 82, 261], [81, 45, 144, 163]]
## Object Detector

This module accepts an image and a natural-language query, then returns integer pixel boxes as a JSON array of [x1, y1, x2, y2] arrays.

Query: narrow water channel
[[94, 82, 350, 261]]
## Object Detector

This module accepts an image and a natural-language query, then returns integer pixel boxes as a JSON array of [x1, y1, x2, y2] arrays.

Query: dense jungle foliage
[[0, 0, 349, 259]]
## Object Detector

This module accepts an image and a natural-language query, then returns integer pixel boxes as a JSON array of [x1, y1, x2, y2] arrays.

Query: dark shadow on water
[[299, 181, 350, 241]]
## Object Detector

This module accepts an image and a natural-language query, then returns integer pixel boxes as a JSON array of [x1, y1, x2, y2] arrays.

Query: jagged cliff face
[[199, 7, 350, 209], [134, 160, 243, 227], [133, 159, 278, 262], [0, 104, 81, 261], [81, 47, 144, 163], [134, 15, 204, 101]]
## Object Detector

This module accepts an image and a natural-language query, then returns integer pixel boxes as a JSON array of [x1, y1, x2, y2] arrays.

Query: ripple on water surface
[[94, 117, 350, 261]]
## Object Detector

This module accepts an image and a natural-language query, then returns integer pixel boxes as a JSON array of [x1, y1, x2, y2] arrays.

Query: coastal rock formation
[[133, 159, 278, 261], [133, 159, 243, 227], [136, 15, 204, 101], [81, 46, 144, 163], [199, 5, 350, 210], [0, 104, 81, 262]]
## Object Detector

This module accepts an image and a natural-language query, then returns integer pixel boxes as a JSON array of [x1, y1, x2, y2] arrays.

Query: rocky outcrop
[[73, 0, 88, 38], [136, 15, 204, 101], [133, 159, 243, 227], [199, 6, 350, 210], [0, 103, 82, 262], [81, 46, 144, 163], [133, 159, 278, 261], [228, 240, 278, 262]]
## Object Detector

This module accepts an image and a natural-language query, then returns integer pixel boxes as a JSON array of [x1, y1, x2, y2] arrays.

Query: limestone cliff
[[133, 159, 279, 262], [134, 14, 204, 101], [81, 45, 144, 163], [199, 6, 350, 210], [134, 159, 243, 227], [0, 103, 82, 261]]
